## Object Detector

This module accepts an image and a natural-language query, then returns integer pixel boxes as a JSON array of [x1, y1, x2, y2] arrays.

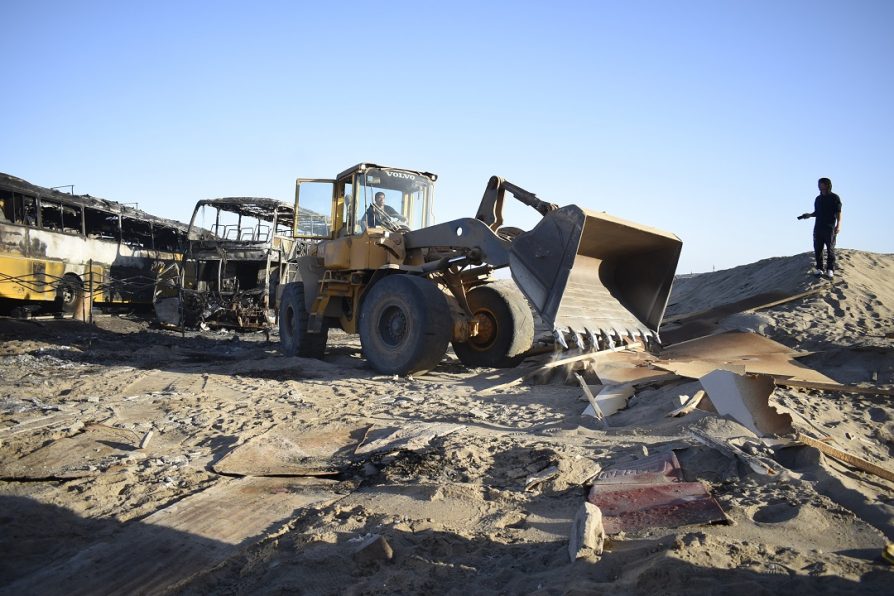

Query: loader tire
[[453, 281, 534, 368], [359, 274, 451, 376], [279, 282, 328, 359]]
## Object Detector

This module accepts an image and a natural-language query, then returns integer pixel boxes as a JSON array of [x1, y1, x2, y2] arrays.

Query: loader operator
[[364, 192, 404, 229], [798, 177, 842, 279]]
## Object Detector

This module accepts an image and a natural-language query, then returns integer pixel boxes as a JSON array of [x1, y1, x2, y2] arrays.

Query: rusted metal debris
[[587, 451, 727, 534]]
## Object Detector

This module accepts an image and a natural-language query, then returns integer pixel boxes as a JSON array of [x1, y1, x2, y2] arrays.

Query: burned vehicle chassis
[[155, 197, 295, 331]]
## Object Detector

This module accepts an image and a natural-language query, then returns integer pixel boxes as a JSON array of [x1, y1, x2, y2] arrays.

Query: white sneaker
[[826, 269, 835, 279], [813, 268, 823, 277]]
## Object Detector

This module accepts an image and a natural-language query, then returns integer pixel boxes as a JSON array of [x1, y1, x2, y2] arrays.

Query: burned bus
[[153, 197, 296, 330], [0, 172, 188, 315]]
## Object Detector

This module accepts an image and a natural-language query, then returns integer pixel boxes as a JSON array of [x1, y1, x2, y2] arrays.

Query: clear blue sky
[[2, 0, 891, 273]]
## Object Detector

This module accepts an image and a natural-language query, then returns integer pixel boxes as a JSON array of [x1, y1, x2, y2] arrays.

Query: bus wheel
[[55, 274, 84, 314]]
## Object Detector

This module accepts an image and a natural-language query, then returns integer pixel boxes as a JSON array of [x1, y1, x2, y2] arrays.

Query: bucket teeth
[[585, 328, 599, 351], [553, 327, 569, 350], [572, 328, 585, 351]]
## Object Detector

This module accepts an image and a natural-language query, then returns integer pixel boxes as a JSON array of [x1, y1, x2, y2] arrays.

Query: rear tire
[[279, 282, 328, 358], [453, 281, 534, 368], [359, 275, 451, 375], [55, 274, 84, 315]]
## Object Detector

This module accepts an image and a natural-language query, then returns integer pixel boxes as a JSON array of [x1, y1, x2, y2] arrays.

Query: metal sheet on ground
[[588, 350, 674, 386], [656, 331, 836, 384], [592, 451, 683, 485], [7, 476, 343, 595], [213, 423, 370, 476], [0, 424, 138, 479], [588, 481, 727, 534]]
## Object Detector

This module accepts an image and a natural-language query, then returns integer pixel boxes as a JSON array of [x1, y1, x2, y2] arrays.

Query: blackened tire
[[359, 275, 451, 376], [453, 281, 534, 368], [55, 274, 84, 315], [279, 282, 328, 358]]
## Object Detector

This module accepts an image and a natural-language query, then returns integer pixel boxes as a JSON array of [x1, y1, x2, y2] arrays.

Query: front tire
[[359, 275, 451, 375], [279, 282, 328, 358], [453, 281, 534, 368]]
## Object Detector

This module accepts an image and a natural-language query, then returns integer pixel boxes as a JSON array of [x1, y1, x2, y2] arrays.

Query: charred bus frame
[[0, 172, 189, 315]]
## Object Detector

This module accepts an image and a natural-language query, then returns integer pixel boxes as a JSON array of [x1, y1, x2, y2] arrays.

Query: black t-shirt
[[814, 192, 841, 230], [365, 203, 400, 227]]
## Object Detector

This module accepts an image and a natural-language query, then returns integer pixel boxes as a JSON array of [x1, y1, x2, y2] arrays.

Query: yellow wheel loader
[[278, 163, 682, 375]]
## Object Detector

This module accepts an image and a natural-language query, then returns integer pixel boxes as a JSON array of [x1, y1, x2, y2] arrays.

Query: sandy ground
[[1, 248, 892, 594]]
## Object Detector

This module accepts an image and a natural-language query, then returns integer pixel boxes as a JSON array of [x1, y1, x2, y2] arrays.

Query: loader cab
[[294, 164, 436, 239]]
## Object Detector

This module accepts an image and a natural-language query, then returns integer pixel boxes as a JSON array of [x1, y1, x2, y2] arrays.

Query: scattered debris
[[478, 342, 643, 395], [587, 451, 726, 534], [568, 502, 605, 561], [139, 430, 154, 450], [354, 422, 464, 456], [579, 383, 634, 419], [0, 424, 138, 479], [688, 427, 777, 476], [698, 371, 793, 436], [667, 389, 708, 417], [524, 465, 560, 491], [352, 534, 394, 566], [213, 423, 370, 477], [796, 433, 894, 483]]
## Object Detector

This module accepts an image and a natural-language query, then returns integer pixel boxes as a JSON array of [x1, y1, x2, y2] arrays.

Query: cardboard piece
[[581, 384, 635, 418], [698, 371, 793, 436]]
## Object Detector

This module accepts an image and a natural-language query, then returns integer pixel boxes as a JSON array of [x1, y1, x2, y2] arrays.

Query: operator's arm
[[835, 209, 842, 233], [797, 211, 815, 220]]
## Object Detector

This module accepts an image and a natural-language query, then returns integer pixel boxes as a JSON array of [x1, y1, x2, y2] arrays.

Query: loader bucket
[[508, 205, 682, 346]]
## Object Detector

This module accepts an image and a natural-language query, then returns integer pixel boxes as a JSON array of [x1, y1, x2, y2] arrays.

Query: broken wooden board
[[797, 433, 894, 483], [354, 422, 464, 456], [667, 390, 708, 417], [698, 371, 793, 437], [773, 378, 894, 397], [0, 424, 140, 479], [588, 481, 727, 534], [6, 477, 343, 595], [213, 423, 370, 477]]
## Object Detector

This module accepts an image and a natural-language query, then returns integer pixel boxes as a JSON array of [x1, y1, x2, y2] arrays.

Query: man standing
[[798, 177, 842, 279]]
